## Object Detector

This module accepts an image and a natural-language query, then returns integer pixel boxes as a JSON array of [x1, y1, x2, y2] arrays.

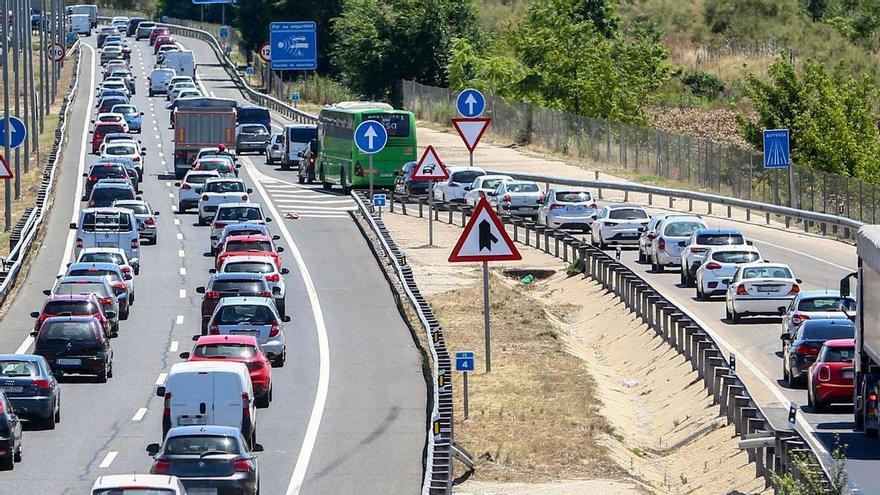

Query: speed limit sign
[[47, 43, 65, 62], [258, 42, 271, 63]]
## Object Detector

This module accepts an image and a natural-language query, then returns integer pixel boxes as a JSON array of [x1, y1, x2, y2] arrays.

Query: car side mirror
[[123, 273, 133, 281], [82, 173, 88, 177], [235, 164, 241, 168], [796, 279, 802, 284], [140, 112, 144, 116], [42, 289, 51, 296], [281, 315, 291, 323], [252, 443, 265, 453], [210, 235, 218, 240], [195, 286, 205, 294], [721, 278, 731, 285], [155, 386, 165, 397], [208, 268, 217, 274], [136, 196, 142, 200], [637, 227, 646, 233], [778, 306, 787, 315], [146, 443, 161, 456], [265, 217, 272, 223], [30, 311, 40, 318], [247, 189, 253, 194], [154, 211, 160, 216], [178, 351, 190, 359], [281, 268, 289, 275], [677, 241, 686, 247], [272, 286, 281, 295], [88, 130, 94, 134], [840, 275, 852, 298], [276, 246, 284, 253], [105, 311, 117, 319], [30, 331, 38, 337], [272, 235, 280, 241], [780, 332, 791, 341], [746, 240, 754, 246], [90, 119, 95, 124]]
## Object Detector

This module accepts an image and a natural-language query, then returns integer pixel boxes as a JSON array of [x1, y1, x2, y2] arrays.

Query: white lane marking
[[243, 158, 330, 495], [289, 213, 351, 219], [165, 181, 171, 187], [179, 267, 187, 276], [131, 408, 147, 422], [155, 373, 168, 386], [271, 123, 283, 132], [174, 218, 181, 225], [98, 451, 118, 468], [175, 315, 184, 325], [179, 289, 186, 299], [158, 151, 164, 157], [170, 341, 179, 352], [750, 238, 853, 271], [168, 192, 174, 198], [176, 233, 183, 240], [178, 249, 185, 257], [161, 160, 167, 167], [271, 198, 355, 205], [275, 205, 356, 212]]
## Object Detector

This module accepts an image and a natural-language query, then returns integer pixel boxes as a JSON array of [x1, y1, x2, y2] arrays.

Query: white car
[[100, 141, 145, 178], [167, 81, 198, 101], [725, 263, 800, 323], [207, 297, 288, 366], [679, 229, 749, 287], [217, 255, 289, 316], [648, 216, 707, 272], [209, 203, 268, 244], [494, 180, 544, 216], [464, 174, 512, 206], [432, 166, 486, 203], [76, 246, 139, 277], [694, 245, 763, 300], [590, 204, 650, 248], [147, 67, 176, 96], [198, 177, 252, 225], [175, 170, 220, 213], [537, 187, 597, 231], [266, 132, 284, 164], [92, 474, 187, 495], [98, 79, 129, 96]]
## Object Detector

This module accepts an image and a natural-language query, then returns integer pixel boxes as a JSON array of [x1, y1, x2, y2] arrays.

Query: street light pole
[[12, 0, 22, 199], [22, 0, 31, 174], [3, 0, 11, 231]]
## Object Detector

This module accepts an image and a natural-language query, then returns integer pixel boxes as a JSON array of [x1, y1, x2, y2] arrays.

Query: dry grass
[[430, 277, 619, 482]]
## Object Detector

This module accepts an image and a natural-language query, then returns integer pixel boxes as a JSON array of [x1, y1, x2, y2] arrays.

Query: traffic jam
[[0, 14, 289, 494]]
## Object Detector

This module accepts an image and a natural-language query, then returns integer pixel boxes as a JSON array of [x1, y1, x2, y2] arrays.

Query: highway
[[0, 34, 425, 494]]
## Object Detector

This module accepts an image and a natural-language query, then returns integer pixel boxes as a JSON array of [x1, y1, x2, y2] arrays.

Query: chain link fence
[[403, 80, 880, 224]]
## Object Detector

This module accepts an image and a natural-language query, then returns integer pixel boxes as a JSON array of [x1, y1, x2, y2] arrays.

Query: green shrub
[[681, 70, 725, 99]]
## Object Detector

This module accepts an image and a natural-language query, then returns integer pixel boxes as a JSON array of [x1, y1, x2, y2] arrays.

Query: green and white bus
[[316, 102, 417, 192]]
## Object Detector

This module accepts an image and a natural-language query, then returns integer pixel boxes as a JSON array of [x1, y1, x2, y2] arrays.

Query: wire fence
[[403, 80, 880, 224]]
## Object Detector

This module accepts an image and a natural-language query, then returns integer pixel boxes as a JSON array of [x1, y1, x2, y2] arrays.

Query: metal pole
[[23, 0, 31, 174], [221, 4, 225, 25], [27, 0, 36, 158], [38, 0, 46, 128], [788, 164, 795, 208], [49, 0, 54, 99], [428, 180, 433, 245], [3, 0, 11, 231], [482, 261, 491, 373], [469, 150, 473, 168], [368, 154, 374, 201], [462, 372, 469, 420], [13, 0, 21, 199]]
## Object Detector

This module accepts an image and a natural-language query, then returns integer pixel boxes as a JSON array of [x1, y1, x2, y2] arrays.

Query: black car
[[393, 161, 429, 196], [781, 318, 854, 387], [88, 180, 136, 208], [0, 354, 61, 429], [126, 17, 146, 37], [197, 273, 272, 333], [82, 163, 129, 200], [32, 316, 113, 382], [0, 390, 22, 469]]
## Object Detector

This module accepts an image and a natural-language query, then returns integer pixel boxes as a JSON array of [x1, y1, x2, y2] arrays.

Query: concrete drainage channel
[[381, 191, 834, 490]]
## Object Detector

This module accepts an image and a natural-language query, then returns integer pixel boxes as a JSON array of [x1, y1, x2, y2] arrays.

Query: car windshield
[[217, 207, 262, 221], [801, 322, 854, 340], [555, 191, 591, 202], [80, 252, 124, 265], [164, 435, 241, 455], [241, 125, 268, 135], [696, 233, 744, 245], [39, 321, 95, 341], [98, 115, 122, 122], [117, 203, 150, 215], [506, 183, 539, 193], [68, 269, 116, 279], [225, 240, 271, 252], [0, 360, 38, 377], [89, 166, 126, 178], [609, 208, 648, 220], [44, 300, 94, 314], [97, 124, 125, 135], [451, 171, 484, 184], [56, 282, 108, 297], [741, 267, 793, 279], [113, 106, 136, 114], [225, 262, 273, 274], [480, 179, 506, 190], [223, 228, 264, 239], [91, 187, 134, 205], [819, 345, 855, 362], [711, 251, 760, 263], [196, 160, 231, 172], [798, 297, 856, 312], [185, 174, 215, 185], [664, 221, 704, 237], [194, 343, 258, 359], [105, 145, 136, 156], [289, 128, 316, 142], [210, 280, 264, 293], [216, 304, 275, 325], [206, 181, 244, 193], [80, 212, 133, 232]]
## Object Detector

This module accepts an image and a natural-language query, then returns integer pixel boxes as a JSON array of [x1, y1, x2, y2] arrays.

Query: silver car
[[217, 256, 289, 316], [649, 216, 707, 272], [537, 187, 597, 231], [494, 181, 544, 216], [208, 297, 288, 366], [113, 199, 159, 245], [265, 133, 284, 164], [235, 124, 271, 154]]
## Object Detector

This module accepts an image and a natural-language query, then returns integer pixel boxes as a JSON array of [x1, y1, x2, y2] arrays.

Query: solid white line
[[165, 181, 171, 187], [98, 451, 118, 468], [750, 238, 853, 271], [131, 408, 147, 422], [179, 289, 186, 299], [272, 198, 355, 205], [291, 213, 351, 219], [155, 372, 168, 386], [276, 205, 356, 212], [244, 157, 330, 495], [170, 341, 179, 352], [168, 192, 174, 198], [175, 315, 184, 325]]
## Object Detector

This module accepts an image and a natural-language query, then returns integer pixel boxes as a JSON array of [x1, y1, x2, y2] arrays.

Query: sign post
[[354, 120, 388, 201], [762, 129, 792, 207], [449, 198, 521, 372], [411, 145, 449, 246], [372, 193, 387, 216], [454, 88, 490, 168], [455, 351, 475, 419]]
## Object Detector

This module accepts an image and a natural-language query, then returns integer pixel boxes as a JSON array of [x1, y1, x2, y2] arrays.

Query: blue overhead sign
[[270, 21, 317, 70], [763, 129, 790, 169], [354, 121, 388, 154], [455, 351, 475, 372], [456, 88, 486, 118], [0, 116, 27, 149]]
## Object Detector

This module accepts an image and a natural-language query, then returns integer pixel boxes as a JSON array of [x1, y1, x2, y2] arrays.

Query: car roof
[[216, 296, 275, 307], [196, 334, 259, 346], [799, 290, 846, 298], [45, 293, 96, 302], [705, 245, 760, 253], [801, 318, 853, 327], [694, 228, 741, 235], [223, 255, 276, 265], [823, 338, 855, 347], [82, 247, 125, 254], [92, 474, 182, 490], [0, 354, 44, 362], [58, 275, 110, 283], [447, 166, 486, 173], [606, 203, 645, 209], [739, 262, 790, 270], [93, 181, 134, 190], [225, 235, 271, 243], [42, 315, 99, 324], [660, 216, 704, 224], [82, 206, 133, 214], [205, 177, 242, 183], [212, 272, 265, 281], [113, 199, 147, 206], [167, 425, 243, 438], [94, 120, 125, 127], [169, 360, 247, 376], [185, 170, 220, 177], [68, 261, 120, 270]]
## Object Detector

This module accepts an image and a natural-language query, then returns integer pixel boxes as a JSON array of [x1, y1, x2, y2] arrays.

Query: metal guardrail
[[385, 192, 837, 488], [350, 192, 453, 494], [492, 170, 865, 241], [0, 42, 82, 305]]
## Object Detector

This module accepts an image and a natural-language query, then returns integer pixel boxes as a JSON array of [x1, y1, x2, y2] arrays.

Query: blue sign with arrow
[[269, 22, 317, 70], [354, 121, 388, 154], [455, 351, 475, 372], [0, 116, 27, 149], [456, 88, 485, 118], [763, 129, 790, 169]]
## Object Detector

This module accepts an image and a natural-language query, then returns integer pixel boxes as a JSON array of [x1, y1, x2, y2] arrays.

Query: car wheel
[[120, 307, 129, 320], [44, 408, 56, 430], [12, 446, 20, 463], [129, 293, 134, 306], [281, 162, 289, 171], [298, 174, 305, 184], [598, 234, 607, 250], [0, 452, 12, 470], [197, 216, 207, 226], [730, 307, 740, 323], [277, 297, 286, 317], [783, 361, 791, 385], [178, 201, 187, 214], [54, 403, 61, 424], [97, 366, 108, 383], [637, 249, 645, 263], [680, 270, 686, 286], [725, 307, 732, 321], [273, 349, 286, 368], [653, 256, 663, 273], [256, 392, 270, 408]]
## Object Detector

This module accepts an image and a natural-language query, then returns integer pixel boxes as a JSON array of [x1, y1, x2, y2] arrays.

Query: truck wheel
[[297, 175, 305, 184], [178, 202, 187, 214], [281, 162, 289, 171]]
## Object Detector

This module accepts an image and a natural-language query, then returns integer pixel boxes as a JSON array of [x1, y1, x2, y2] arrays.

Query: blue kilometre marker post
[[456, 351, 475, 419]]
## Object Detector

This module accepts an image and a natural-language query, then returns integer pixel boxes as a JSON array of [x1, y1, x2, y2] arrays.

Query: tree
[[278, 0, 344, 75], [234, 0, 280, 53]]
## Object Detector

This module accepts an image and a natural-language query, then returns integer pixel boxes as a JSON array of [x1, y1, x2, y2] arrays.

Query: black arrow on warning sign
[[479, 220, 497, 251]]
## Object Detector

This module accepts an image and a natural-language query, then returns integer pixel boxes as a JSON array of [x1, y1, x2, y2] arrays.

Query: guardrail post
[[461, 207, 468, 227], [448, 207, 454, 224], [785, 216, 790, 228], [720, 375, 738, 416], [746, 209, 751, 221], [704, 351, 723, 396], [707, 201, 713, 214], [668, 196, 673, 208], [740, 406, 757, 437], [646, 294, 660, 330], [418, 199, 424, 218], [695, 339, 712, 379], [648, 193, 653, 205], [732, 394, 749, 433], [766, 212, 770, 225], [727, 205, 731, 218], [713, 366, 730, 406], [688, 199, 693, 211], [553, 232, 562, 258]]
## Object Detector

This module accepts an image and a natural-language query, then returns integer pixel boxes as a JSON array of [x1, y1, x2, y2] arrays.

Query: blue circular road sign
[[354, 121, 388, 154], [456, 88, 486, 118], [0, 116, 27, 149]]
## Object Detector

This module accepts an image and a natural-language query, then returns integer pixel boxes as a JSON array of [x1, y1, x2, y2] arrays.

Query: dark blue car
[[0, 354, 60, 429], [781, 318, 854, 387]]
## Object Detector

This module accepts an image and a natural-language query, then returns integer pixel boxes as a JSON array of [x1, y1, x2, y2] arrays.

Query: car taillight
[[213, 222, 225, 230], [265, 273, 280, 283], [208, 323, 219, 335], [241, 392, 250, 418], [88, 200, 95, 207], [145, 218, 155, 226], [33, 379, 52, 390], [206, 291, 220, 299], [202, 194, 210, 201], [270, 321, 281, 337], [99, 296, 114, 305], [120, 266, 131, 275], [131, 238, 139, 249], [604, 221, 618, 227], [869, 393, 878, 416], [646, 232, 655, 240], [151, 458, 170, 475], [176, 151, 186, 160], [181, 183, 191, 190], [87, 175, 98, 182], [589, 203, 597, 209], [112, 281, 127, 291], [736, 285, 747, 295], [705, 262, 722, 270], [502, 194, 511, 203], [162, 392, 171, 417], [815, 364, 831, 382], [792, 313, 810, 325], [549, 204, 565, 210], [796, 344, 819, 355], [790, 284, 800, 294], [233, 457, 250, 472], [657, 238, 666, 250], [241, 194, 249, 201], [538, 193, 545, 203], [133, 156, 140, 162], [245, 360, 264, 372], [690, 247, 708, 253], [76, 238, 83, 248], [309, 156, 315, 165]]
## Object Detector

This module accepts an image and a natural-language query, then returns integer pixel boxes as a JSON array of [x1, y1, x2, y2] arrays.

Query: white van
[[71, 207, 141, 271], [163, 50, 195, 79], [69, 14, 91, 36], [148, 67, 176, 97], [67, 4, 98, 28], [92, 474, 187, 495], [282, 124, 318, 170], [157, 361, 257, 445]]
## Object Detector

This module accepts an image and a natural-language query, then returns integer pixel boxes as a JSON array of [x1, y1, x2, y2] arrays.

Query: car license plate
[[565, 205, 582, 213], [843, 370, 854, 379], [57, 358, 81, 366], [757, 286, 778, 293], [234, 330, 257, 338], [97, 241, 115, 247], [178, 416, 207, 426], [189, 489, 218, 495], [1, 386, 23, 393]]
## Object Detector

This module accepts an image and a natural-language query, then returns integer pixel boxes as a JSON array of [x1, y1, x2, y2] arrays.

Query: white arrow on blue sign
[[291, 92, 300, 101], [455, 351, 475, 372], [354, 120, 388, 154], [0, 116, 27, 149], [456, 88, 486, 118], [763, 129, 790, 169]]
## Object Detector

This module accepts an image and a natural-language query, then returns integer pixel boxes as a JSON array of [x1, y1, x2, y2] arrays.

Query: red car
[[183, 335, 273, 407], [807, 338, 856, 412], [30, 293, 115, 337], [90, 122, 126, 154], [153, 35, 175, 54], [215, 234, 284, 271], [149, 27, 170, 45]]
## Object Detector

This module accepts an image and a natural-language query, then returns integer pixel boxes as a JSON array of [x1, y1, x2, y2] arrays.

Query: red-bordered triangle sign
[[0, 154, 12, 179], [451, 117, 491, 153], [449, 197, 521, 262], [411, 145, 449, 180]]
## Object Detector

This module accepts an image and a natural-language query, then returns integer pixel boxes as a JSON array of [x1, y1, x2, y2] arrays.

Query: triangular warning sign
[[411, 145, 449, 180], [0, 154, 12, 179], [451, 117, 491, 153], [449, 197, 521, 262]]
